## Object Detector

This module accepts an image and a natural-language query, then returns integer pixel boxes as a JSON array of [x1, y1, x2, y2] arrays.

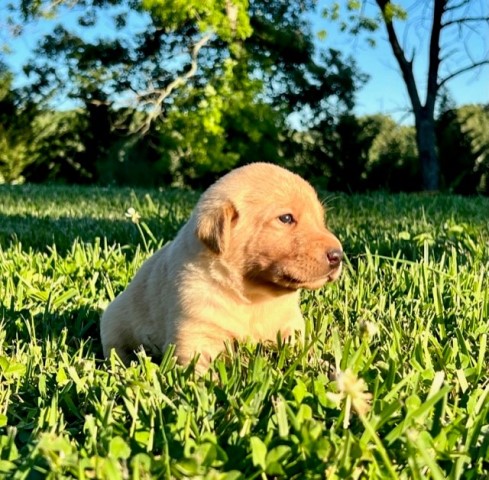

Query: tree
[[437, 104, 489, 194], [366, 115, 418, 191], [6, 0, 363, 186], [0, 60, 37, 183], [10, 0, 255, 182], [324, 0, 489, 191]]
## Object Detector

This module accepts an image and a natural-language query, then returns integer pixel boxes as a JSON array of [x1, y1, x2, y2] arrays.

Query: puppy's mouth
[[280, 270, 340, 290], [256, 264, 342, 291]]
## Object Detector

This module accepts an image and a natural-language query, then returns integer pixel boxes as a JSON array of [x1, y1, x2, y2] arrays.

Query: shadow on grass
[[0, 183, 197, 253], [0, 303, 105, 458], [1, 303, 104, 359], [0, 213, 184, 253]]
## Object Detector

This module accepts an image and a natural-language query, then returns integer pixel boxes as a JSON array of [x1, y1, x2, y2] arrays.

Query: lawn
[[0, 184, 488, 479]]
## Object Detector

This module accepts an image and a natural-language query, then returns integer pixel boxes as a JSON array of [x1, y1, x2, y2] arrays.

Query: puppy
[[100, 163, 343, 370]]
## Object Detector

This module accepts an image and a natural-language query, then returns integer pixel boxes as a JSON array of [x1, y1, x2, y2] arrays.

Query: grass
[[0, 184, 488, 479]]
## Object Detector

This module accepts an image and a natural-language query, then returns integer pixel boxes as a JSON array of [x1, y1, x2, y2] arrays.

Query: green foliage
[[383, 3, 407, 23], [0, 63, 36, 183], [322, 1, 381, 46], [365, 116, 419, 191], [437, 104, 489, 194], [154, 59, 284, 187], [4, 0, 364, 187], [283, 114, 419, 193], [0, 185, 488, 478], [23, 110, 90, 182], [3, 2, 489, 194], [323, 1, 405, 37], [142, 0, 252, 42], [0, 128, 29, 184]]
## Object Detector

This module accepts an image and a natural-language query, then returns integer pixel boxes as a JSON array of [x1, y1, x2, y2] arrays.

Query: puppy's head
[[195, 163, 342, 290]]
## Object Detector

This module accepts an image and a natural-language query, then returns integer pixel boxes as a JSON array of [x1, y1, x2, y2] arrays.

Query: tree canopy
[[0, 0, 488, 193]]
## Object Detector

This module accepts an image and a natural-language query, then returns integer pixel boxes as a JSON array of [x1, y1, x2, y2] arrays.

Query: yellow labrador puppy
[[100, 163, 343, 369]]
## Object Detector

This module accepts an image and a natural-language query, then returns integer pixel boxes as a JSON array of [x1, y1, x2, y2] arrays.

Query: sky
[[1, 0, 488, 124], [311, 1, 489, 122]]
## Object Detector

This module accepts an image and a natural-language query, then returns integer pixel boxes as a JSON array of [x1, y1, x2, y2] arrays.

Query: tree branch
[[438, 59, 489, 88], [439, 46, 459, 64], [442, 16, 489, 27], [375, 0, 422, 113], [445, 0, 471, 12], [136, 33, 213, 134], [425, 0, 447, 115]]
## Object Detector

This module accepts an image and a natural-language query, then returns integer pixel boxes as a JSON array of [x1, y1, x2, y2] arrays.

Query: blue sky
[[312, 1, 489, 122], [2, 1, 488, 123]]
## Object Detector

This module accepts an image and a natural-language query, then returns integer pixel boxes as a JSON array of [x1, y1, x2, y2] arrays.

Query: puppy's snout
[[326, 249, 343, 268]]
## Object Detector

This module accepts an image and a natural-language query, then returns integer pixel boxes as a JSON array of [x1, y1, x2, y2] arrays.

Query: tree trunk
[[415, 109, 439, 191]]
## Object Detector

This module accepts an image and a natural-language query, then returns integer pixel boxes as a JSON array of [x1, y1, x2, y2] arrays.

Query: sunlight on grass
[[0, 185, 488, 478]]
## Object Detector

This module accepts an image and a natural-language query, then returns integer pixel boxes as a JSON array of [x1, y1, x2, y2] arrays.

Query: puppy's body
[[101, 163, 342, 368]]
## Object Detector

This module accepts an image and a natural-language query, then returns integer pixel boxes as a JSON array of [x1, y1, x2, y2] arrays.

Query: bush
[[0, 68, 36, 183], [437, 104, 489, 194]]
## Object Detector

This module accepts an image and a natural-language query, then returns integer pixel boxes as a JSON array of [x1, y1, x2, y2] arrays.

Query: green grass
[[0, 184, 488, 479]]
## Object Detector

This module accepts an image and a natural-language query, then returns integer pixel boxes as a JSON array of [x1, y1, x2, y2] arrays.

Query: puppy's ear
[[196, 199, 238, 254]]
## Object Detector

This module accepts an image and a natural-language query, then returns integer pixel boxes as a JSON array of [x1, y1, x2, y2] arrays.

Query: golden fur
[[100, 163, 343, 369]]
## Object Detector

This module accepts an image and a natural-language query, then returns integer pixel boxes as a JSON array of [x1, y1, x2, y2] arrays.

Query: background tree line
[[0, 0, 488, 193]]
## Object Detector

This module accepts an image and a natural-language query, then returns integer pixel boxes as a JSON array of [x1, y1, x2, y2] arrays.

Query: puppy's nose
[[326, 249, 343, 268]]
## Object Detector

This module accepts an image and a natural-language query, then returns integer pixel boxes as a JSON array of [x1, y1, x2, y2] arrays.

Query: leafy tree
[[321, 114, 416, 192], [285, 114, 418, 192], [153, 63, 284, 187], [437, 104, 489, 194], [330, 114, 379, 192], [23, 110, 91, 183], [0, 61, 36, 183], [11, 0, 253, 182], [6, 0, 363, 186], [367, 117, 418, 191], [323, 0, 489, 191], [149, 1, 365, 186]]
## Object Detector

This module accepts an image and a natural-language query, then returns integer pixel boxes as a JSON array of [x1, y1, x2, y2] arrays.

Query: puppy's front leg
[[174, 327, 232, 373]]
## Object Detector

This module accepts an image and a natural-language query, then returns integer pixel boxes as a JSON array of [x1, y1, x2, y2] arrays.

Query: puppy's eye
[[278, 214, 295, 224]]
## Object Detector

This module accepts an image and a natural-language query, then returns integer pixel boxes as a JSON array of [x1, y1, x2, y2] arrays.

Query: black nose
[[327, 249, 343, 268]]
